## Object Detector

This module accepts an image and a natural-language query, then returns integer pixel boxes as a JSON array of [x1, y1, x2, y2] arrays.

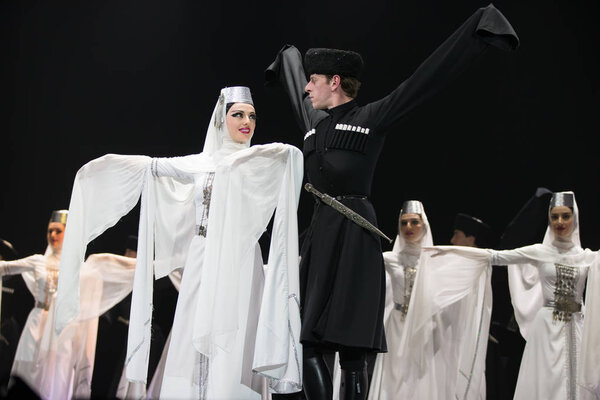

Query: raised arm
[[151, 156, 196, 182], [265, 45, 328, 134], [0, 255, 42, 276], [490, 246, 541, 266], [366, 3, 519, 134]]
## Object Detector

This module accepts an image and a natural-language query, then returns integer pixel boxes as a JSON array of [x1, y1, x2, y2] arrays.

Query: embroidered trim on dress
[[197, 173, 215, 237], [195, 352, 209, 400], [397, 266, 417, 320]]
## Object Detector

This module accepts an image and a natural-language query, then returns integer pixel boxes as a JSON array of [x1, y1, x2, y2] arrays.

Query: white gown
[[0, 249, 135, 400], [117, 270, 181, 400], [397, 241, 600, 400], [393, 245, 493, 400], [493, 246, 598, 400], [367, 208, 433, 400], [333, 205, 433, 400], [55, 143, 304, 399], [367, 249, 420, 399]]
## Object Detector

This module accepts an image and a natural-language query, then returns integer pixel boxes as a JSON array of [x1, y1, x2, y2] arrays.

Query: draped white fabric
[[1, 248, 135, 400], [56, 86, 303, 396], [55, 154, 150, 334], [493, 192, 599, 400], [579, 257, 600, 397], [506, 190, 582, 339], [331, 203, 435, 400], [366, 204, 432, 400], [117, 269, 181, 400], [492, 245, 597, 400], [191, 143, 303, 393], [396, 245, 491, 399], [394, 190, 600, 400], [54, 144, 303, 396]]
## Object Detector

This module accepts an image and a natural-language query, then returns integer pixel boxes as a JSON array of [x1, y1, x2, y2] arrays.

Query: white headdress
[[202, 86, 254, 156], [391, 200, 433, 254], [543, 191, 580, 248], [49, 209, 68, 225]]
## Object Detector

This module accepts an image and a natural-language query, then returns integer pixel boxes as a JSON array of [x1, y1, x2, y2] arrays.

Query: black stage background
[[1, 0, 598, 258]]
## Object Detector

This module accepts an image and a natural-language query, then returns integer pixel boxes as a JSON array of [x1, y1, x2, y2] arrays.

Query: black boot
[[303, 352, 333, 400], [339, 367, 368, 400]]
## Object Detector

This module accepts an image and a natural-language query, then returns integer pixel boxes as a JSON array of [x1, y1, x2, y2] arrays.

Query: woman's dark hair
[[226, 102, 255, 114]]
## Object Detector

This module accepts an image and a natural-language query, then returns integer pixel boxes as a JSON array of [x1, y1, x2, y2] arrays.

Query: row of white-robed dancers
[[1, 85, 599, 400]]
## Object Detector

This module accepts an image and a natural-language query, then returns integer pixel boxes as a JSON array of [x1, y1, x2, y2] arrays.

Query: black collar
[[326, 99, 357, 115]]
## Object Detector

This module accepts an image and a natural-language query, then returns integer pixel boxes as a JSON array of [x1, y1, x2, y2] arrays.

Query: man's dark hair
[[326, 75, 362, 98]]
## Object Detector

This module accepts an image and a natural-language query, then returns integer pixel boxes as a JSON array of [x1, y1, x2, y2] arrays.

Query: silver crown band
[[550, 192, 574, 209], [400, 200, 423, 215], [222, 86, 253, 105], [49, 209, 68, 224]]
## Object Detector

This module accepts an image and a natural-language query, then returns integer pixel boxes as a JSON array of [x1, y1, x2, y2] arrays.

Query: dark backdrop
[[1, 0, 598, 257]]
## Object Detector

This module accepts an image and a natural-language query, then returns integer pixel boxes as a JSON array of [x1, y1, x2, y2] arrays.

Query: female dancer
[[55, 86, 304, 399], [398, 191, 599, 399], [0, 210, 136, 399], [367, 201, 432, 399]]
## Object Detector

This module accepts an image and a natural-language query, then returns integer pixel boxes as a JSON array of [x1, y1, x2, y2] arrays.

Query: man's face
[[305, 74, 333, 110], [450, 229, 476, 247]]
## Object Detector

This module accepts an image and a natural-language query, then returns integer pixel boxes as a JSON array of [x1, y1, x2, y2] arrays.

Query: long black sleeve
[[363, 3, 519, 134], [265, 45, 328, 134]]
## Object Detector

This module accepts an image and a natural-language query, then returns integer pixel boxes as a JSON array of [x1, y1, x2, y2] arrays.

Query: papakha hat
[[304, 48, 364, 79]]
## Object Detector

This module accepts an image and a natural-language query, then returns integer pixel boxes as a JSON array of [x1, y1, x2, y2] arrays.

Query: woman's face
[[226, 102, 256, 144], [399, 213, 423, 243], [47, 222, 65, 251], [549, 206, 574, 239]]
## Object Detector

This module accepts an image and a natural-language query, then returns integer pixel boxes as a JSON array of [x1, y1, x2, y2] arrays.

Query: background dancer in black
[[266, 4, 518, 399]]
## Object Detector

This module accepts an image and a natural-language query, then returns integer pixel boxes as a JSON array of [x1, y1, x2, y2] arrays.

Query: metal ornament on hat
[[223, 86, 253, 105], [400, 200, 423, 216], [549, 192, 574, 208], [214, 86, 253, 130], [49, 209, 68, 225]]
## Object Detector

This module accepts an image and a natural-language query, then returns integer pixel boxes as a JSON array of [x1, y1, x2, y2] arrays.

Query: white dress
[[55, 143, 304, 399], [333, 203, 433, 400], [367, 248, 420, 400], [397, 241, 600, 400], [0, 249, 135, 400], [117, 270, 181, 400], [492, 245, 598, 400], [393, 245, 493, 400]]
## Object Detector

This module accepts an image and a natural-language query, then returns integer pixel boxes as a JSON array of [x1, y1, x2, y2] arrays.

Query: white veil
[[507, 190, 581, 340], [390, 201, 434, 254], [384, 201, 434, 321]]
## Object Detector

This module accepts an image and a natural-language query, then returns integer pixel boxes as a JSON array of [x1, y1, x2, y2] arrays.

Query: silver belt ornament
[[304, 183, 393, 244]]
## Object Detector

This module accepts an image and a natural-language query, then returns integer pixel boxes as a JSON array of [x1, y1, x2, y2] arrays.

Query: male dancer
[[266, 5, 519, 399]]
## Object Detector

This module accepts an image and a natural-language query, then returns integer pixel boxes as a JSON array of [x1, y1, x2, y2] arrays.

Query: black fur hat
[[454, 213, 495, 248], [304, 48, 364, 78], [0, 238, 18, 261]]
